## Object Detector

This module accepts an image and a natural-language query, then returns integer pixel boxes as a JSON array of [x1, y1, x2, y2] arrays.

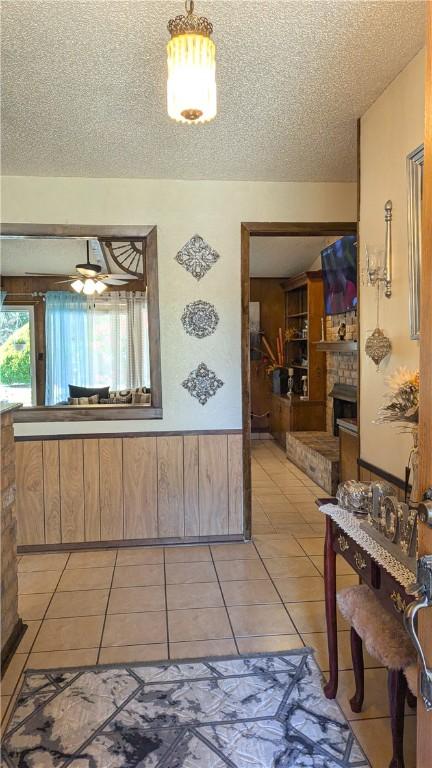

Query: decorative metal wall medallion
[[182, 362, 224, 405], [181, 300, 219, 338], [175, 235, 220, 280]]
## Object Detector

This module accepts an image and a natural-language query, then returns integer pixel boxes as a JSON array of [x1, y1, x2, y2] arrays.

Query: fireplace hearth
[[329, 383, 357, 436]]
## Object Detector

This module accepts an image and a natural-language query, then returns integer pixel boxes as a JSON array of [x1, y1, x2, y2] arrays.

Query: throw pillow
[[132, 392, 151, 404], [69, 385, 110, 399], [100, 395, 132, 404], [68, 394, 100, 405]]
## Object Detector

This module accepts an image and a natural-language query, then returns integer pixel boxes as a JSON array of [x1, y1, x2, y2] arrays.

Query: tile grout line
[[96, 549, 119, 664], [162, 547, 170, 658], [253, 544, 307, 646], [209, 547, 240, 655], [4, 551, 72, 726]]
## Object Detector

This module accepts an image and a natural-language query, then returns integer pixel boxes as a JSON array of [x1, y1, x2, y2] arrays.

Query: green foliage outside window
[[0, 322, 31, 385]]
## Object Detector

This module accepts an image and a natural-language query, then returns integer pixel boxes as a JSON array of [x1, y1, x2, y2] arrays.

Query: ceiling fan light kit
[[24, 240, 139, 296], [167, 0, 217, 124]]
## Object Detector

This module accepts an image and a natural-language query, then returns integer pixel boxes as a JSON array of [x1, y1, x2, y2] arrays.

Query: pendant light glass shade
[[167, 2, 216, 124]]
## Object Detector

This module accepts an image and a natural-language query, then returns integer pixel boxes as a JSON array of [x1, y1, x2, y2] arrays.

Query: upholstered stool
[[337, 585, 417, 768]]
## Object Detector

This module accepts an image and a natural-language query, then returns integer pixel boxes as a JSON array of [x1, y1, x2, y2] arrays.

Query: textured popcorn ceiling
[[1, 0, 425, 181]]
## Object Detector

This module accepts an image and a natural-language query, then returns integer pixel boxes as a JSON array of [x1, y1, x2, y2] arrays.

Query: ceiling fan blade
[[101, 278, 130, 285], [103, 274, 139, 280], [25, 272, 67, 276], [54, 279, 74, 284]]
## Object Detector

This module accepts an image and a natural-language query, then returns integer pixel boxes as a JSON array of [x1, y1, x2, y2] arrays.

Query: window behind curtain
[[45, 291, 150, 404], [87, 292, 150, 391]]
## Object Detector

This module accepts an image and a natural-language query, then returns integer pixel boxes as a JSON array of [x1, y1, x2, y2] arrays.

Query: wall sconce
[[365, 200, 393, 298]]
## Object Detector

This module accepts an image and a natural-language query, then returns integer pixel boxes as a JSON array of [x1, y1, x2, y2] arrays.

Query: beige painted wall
[[360, 49, 425, 479], [1, 176, 356, 436]]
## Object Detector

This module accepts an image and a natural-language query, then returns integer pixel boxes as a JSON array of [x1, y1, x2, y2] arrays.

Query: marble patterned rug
[[1, 649, 370, 767]]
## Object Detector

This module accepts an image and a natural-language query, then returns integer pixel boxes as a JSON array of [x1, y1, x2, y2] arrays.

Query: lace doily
[[320, 503, 416, 588]]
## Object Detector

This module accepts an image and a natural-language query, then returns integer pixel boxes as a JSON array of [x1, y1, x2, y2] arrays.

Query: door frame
[[416, 3, 432, 762], [240, 221, 357, 539]]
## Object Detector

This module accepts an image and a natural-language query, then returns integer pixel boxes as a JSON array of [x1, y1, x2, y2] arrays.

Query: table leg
[[324, 515, 338, 698]]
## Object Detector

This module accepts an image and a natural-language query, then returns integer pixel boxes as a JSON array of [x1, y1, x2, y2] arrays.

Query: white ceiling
[[250, 236, 331, 278], [0, 239, 110, 276], [1, 1, 425, 181]]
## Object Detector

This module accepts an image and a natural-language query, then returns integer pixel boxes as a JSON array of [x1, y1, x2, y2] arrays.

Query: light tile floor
[[1, 440, 417, 767]]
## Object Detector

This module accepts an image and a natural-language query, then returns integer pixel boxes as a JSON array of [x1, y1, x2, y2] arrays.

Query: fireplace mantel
[[315, 340, 358, 352]]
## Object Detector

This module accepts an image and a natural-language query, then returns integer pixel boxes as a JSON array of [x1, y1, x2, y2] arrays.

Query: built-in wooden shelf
[[286, 337, 308, 343], [287, 311, 308, 319], [315, 340, 358, 352]]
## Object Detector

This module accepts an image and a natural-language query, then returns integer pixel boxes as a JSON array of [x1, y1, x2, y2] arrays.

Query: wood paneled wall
[[250, 279, 285, 433], [15, 433, 243, 547]]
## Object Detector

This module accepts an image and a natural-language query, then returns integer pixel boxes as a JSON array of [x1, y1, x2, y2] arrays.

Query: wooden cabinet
[[270, 395, 326, 449], [338, 419, 359, 482], [282, 271, 326, 402]]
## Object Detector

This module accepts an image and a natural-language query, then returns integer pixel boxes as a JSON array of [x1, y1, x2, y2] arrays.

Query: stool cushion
[[337, 584, 416, 670]]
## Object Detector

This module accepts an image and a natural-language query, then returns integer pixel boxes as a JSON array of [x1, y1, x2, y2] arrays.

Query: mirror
[[0, 227, 161, 418], [407, 144, 424, 340]]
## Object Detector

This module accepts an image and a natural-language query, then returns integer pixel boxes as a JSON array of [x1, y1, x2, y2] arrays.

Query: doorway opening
[[241, 221, 358, 539]]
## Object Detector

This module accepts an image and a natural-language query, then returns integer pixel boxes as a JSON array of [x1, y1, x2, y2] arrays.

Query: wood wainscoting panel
[[123, 436, 158, 539], [59, 440, 84, 543], [198, 434, 229, 536], [83, 439, 100, 542], [15, 431, 244, 547], [183, 435, 199, 536], [15, 441, 45, 546], [99, 438, 124, 540], [42, 441, 60, 544], [228, 434, 243, 534], [157, 436, 184, 538]]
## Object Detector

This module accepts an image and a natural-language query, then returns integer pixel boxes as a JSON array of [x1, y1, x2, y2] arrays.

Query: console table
[[319, 500, 416, 699]]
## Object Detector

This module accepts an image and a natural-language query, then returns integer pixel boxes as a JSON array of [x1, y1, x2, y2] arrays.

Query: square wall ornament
[[175, 235, 220, 281], [182, 362, 224, 405]]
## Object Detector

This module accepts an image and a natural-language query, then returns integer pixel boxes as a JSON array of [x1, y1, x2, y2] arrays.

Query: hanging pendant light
[[167, 0, 217, 124]]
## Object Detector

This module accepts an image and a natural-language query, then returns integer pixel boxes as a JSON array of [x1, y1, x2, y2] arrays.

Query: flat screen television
[[321, 235, 357, 315]]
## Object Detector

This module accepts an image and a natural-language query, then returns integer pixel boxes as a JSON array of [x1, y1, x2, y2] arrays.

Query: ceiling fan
[[26, 240, 140, 295]]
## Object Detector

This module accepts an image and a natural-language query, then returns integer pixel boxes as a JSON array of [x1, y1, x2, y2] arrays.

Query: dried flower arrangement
[[257, 329, 285, 376], [376, 367, 419, 430]]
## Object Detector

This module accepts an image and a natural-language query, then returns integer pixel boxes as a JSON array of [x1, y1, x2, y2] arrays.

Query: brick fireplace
[[325, 310, 358, 434], [285, 310, 359, 495]]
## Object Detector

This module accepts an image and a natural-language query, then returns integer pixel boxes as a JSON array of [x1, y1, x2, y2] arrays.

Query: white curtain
[[45, 292, 90, 404], [87, 291, 150, 391]]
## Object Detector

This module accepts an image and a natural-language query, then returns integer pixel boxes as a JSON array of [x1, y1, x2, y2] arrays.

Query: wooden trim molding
[[417, 4, 432, 762], [1, 619, 26, 675], [357, 458, 408, 492], [14, 428, 242, 442], [0, 224, 154, 239], [145, 226, 162, 410], [242, 222, 357, 237], [14, 406, 163, 423], [18, 535, 244, 554], [0, 223, 163, 421]]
